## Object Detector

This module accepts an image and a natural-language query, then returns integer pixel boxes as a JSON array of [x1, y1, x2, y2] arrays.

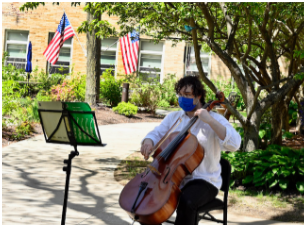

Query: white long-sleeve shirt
[[142, 110, 241, 189]]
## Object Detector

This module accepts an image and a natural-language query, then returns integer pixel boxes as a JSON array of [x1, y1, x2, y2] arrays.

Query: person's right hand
[[141, 139, 154, 160]]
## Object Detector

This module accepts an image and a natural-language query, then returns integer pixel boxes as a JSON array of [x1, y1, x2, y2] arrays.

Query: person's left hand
[[194, 108, 213, 124]]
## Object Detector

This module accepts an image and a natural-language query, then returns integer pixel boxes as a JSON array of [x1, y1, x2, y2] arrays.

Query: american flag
[[43, 13, 75, 65], [119, 30, 139, 74]]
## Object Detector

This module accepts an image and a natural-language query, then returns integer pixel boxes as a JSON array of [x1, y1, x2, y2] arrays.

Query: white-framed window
[[4, 30, 29, 69], [138, 41, 164, 82], [184, 44, 211, 77], [101, 38, 118, 76], [47, 32, 73, 75]]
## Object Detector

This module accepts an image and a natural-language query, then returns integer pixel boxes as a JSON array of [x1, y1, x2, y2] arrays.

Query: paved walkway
[[2, 123, 302, 225]]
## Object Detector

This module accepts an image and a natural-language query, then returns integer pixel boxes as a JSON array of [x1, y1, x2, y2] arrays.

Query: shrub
[[157, 99, 170, 108], [113, 102, 138, 117], [289, 100, 298, 125], [160, 74, 178, 106], [2, 52, 26, 81], [222, 145, 304, 193], [2, 80, 22, 116], [16, 121, 33, 136], [49, 71, 86, 102], [50, 82, 76, 101], [123, 71, 162, 112], [100, 69, 122, 107], [10, 97, 40, 124], [36, 91, 52, 102]]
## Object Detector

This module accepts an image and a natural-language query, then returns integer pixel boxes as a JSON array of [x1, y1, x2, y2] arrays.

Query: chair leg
[[223, 207, 227, 225]]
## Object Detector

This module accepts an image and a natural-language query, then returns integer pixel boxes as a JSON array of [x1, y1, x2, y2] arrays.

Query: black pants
[[174, 179, 219, 225], [140, 179, 218, 225]]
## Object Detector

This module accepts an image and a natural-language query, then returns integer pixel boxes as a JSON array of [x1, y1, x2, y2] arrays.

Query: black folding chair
[[196, 158, 231, 225], [165, 158, 231, 225]]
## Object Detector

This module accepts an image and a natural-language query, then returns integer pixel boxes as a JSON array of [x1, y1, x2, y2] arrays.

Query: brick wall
[[163, 40, 185, 80], [210, 54, 232, 81], [2, 2, 88, 74]]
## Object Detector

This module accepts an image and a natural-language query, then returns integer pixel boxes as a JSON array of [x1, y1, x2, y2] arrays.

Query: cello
[[119, 92, 225, 225]]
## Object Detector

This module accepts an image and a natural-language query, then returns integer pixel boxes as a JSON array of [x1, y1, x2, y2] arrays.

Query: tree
[[77, 3, 116, 106], [81, 2, 303, 151], [19, 2, 115, 106]]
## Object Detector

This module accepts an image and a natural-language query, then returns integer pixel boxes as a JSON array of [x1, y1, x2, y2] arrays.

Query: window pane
[[101, 38, 118, 50], [140, 54, 162, 68], [49, 61, 70, 75], [7, 31, 28, 42], [58, 48, 71, 61], [53, 61, 70, 67], [141, 41, 163, 52], [101, 51, 116, 65], [49, 66, 69, 75], [5, 61, 26, 69], [7, 44, 27, 58], [49, 33, 72, 45], [139, 73, 160, 82], [101, 65, 115, 76]]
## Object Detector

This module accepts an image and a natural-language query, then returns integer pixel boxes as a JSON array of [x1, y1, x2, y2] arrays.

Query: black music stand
[[38, 101, 106, 225]]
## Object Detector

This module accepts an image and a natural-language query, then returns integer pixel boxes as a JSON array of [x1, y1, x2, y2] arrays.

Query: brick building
[[2, 2, 289, 83]]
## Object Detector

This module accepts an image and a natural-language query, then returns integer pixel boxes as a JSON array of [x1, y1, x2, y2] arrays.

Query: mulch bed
[[2, 106, 164, 148], [2, 106, 304, 149]]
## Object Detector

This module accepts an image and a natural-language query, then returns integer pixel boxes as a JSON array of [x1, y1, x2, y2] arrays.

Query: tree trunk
[[85, 11, 101, 106], [282, 102, 290, 132], [243, 109, 261, 152], [271, 102, 285, 145], [271, 83, 302, 144], [241, 85, 260, 151]]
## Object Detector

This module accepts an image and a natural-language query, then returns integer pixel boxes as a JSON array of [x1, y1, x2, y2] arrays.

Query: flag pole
[[63, 9, 87, 57]]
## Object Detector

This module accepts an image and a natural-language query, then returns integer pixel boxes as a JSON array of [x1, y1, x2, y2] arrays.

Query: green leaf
[[296, 182, 304, 193], [282, 131, 294, 140], [280, 167, 292, 177], [272, 168, 279, 175], [259, 130, 266, 139], [279, 179, 289, 190], [229, 179, 235, 187], [269, 178, 278, 188], [298, 164, 304, 173], [265, 170, 274, 181], [242, 175, 253, 184], [253, 170, 264, 179], [254, 179, 266, 187]]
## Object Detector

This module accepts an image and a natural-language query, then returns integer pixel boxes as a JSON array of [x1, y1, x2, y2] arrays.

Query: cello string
[[159, 115, 196, 160], [149, 117, 182, 161]]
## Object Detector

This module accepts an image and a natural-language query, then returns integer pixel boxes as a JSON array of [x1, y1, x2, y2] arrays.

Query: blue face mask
[[178, 96, 198, 112]]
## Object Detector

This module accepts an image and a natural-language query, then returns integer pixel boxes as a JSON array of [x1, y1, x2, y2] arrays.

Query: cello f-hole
[[163, 166, 171, 184]]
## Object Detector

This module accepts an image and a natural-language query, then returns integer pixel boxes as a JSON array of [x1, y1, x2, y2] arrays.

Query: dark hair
[[175, 75, 206, 104]]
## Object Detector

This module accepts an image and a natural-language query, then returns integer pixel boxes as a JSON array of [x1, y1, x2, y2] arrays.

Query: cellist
[[140, 76, 241, 225]]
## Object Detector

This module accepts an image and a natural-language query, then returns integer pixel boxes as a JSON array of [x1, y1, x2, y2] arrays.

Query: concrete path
[[2, 122, 302, 225]]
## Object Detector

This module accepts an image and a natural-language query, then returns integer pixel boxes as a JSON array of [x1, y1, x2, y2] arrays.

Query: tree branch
[[241, 7, 252, 62], [275, 19, 293, 35], [190, 18, 218, 93], [260, 77, 303, 113], [262, 3, 271, 29], [219, 2, 233, 38], [247, 77, 293, 120], [225, 16, 239, 55], [198, 3, 215, 39]]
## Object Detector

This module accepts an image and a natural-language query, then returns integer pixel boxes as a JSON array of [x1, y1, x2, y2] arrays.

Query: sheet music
[[38, 101, 70, 142]]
